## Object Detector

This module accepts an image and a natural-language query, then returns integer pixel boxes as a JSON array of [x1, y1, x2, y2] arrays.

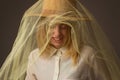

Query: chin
[[50, 40, 65, 48], [54, 44, 62, 49]]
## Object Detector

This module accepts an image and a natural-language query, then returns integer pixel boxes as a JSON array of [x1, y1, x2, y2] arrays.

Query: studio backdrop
[[0, 0, 120, 67]]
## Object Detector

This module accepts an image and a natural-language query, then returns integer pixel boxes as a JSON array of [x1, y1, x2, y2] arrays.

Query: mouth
[[52, 37, 63, 43]]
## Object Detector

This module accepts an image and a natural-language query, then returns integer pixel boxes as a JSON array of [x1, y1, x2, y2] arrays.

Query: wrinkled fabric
[[0, 0, 120, 80], [25, 45, 110, 80]]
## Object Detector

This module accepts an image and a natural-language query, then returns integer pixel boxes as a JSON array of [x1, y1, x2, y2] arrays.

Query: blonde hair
[[36, 22, 80, 65]]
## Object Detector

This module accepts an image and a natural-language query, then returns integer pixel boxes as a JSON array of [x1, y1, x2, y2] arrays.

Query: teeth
[[55, 39, 60, 41], [54, 38, 60, 40], [54, 37, 61, 40], [53, 38, 63, 42]]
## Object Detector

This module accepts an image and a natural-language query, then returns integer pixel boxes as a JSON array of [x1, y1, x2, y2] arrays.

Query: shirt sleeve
[[88, 51, 112, 80], [25, 49, 38, 80], [25, 68, 37, 80]]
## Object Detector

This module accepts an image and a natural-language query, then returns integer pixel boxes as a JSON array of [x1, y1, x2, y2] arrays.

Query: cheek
[[61, 31, 69, 42], [62, 29, 69, 37], [63, 32, 67, 37]]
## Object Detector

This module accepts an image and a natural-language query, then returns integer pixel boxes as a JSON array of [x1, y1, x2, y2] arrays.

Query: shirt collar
[[50, 46, 67, 57], [55, 47, 67, 57], [58, 47, 67, 54]]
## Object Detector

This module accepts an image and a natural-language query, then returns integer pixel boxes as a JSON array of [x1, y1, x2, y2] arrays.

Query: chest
[[31, 56, 90, 80]]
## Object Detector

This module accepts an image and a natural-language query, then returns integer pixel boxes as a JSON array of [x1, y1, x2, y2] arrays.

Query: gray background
[[0, 0, 120, 67]]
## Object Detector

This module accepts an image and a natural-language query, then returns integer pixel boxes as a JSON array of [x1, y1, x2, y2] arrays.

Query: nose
[[52, 25, 61, 37]]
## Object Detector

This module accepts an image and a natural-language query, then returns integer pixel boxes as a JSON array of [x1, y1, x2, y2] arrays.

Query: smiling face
[[50, 23, 70, 49]]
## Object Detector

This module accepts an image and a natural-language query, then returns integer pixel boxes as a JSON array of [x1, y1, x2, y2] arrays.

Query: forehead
[[52, 23, 71, 28], [50, 24, 71, 31], [55, 23, 69, 26]]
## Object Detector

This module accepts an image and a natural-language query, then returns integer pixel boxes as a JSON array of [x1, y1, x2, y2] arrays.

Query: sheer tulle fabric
[[0, 0, 120, 80]]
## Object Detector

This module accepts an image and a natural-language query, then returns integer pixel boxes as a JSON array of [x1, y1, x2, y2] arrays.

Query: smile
[[52, 37, 63, 43]]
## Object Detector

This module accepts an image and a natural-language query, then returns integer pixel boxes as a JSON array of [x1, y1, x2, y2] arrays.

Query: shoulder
[[81, 45, 96, 54], [80, 45, 97, 60], [28, 48, 40, 61]]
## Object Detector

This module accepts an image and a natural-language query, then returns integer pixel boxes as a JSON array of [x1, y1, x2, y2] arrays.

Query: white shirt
[[25, 46, 108, 80]]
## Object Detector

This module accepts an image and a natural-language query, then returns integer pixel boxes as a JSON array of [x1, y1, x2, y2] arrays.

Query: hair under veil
[[0, 0, 120, 80]]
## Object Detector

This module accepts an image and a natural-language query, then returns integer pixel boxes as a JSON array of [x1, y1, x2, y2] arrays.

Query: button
[[57, 51, 62, 57], [56, 57, 60, 60]]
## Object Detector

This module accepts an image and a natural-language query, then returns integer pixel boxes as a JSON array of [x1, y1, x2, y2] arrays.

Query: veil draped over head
[[0, 0, 120, 80]]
